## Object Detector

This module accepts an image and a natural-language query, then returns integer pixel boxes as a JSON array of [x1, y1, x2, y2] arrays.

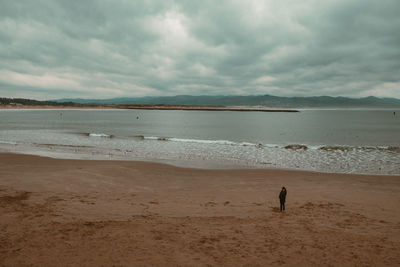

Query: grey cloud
[[0, 0, 399, 100]]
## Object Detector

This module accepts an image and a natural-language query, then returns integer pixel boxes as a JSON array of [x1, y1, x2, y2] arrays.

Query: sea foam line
[[137, 135, 400, 152], [0, 140, 17, 145], [139, 135, 263, 147], [87, 133, 113, 138]]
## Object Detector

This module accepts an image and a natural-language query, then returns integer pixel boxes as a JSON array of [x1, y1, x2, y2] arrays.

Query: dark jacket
[[279, 190, 287, 202]]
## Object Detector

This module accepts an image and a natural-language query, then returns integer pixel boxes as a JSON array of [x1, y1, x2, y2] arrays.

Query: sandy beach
[[0, 153, 399, 267]]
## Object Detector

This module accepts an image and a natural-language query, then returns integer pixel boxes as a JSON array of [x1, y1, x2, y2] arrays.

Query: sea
[[0, 108, 399, 175]]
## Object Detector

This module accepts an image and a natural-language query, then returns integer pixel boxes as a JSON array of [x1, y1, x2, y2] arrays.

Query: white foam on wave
[[281, 144, 400, 153], [316, 145, 400, 153], [105, 134, 400, 155], [143, 136, 163, 140], [0, 140, 17, 145], [169, 137, 237, 145], [142, 136, 263, 147], [88, 133, 112, 138]]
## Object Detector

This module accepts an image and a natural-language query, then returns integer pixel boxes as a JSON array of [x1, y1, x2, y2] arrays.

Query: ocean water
[[0, 109, 399, 175]]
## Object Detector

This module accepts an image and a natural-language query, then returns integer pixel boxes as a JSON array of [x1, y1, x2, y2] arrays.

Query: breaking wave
[[134, 136, 400, 153], [284, 144, 308, 150], [318, 145, 400, 153], [87, 133, 113, 138], [0, 140, 17, 145], [136, 135, 264, 147]]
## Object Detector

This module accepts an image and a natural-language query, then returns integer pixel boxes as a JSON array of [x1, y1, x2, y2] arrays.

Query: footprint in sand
[[271, 207, 281, 213], [205, 201, 217, 207]]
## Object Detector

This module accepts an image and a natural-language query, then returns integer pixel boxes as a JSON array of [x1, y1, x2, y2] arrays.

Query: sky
[[0, 0, 399, 100]]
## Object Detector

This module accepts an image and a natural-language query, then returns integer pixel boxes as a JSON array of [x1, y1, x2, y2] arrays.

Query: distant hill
[[0, 97, 80, 106], [2, 95, 400, 108], [52, 95, 400, 108]]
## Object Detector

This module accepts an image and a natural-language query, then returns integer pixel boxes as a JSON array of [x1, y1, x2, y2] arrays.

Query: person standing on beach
[[279, 187, 287, 212]]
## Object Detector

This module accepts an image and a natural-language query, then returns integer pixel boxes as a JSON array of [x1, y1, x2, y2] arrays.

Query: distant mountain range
[[52, 95, 400, 108], [2, 95, 400, 108]]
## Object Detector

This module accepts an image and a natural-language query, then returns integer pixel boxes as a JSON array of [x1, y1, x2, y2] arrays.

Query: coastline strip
[[0, 104, 299, 112]]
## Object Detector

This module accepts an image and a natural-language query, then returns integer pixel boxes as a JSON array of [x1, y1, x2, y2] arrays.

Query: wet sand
[[0, 153, 399, 266]]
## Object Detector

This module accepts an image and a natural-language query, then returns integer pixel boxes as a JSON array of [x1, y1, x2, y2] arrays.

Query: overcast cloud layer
[[1, 0, 399, 100]]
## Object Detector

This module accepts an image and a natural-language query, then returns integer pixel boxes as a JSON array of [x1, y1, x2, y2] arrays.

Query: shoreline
[[1, 153, 399, 266], [1, 151, 395, 176], [2, 146, 399, 176], [0, 104, 299, 112]]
